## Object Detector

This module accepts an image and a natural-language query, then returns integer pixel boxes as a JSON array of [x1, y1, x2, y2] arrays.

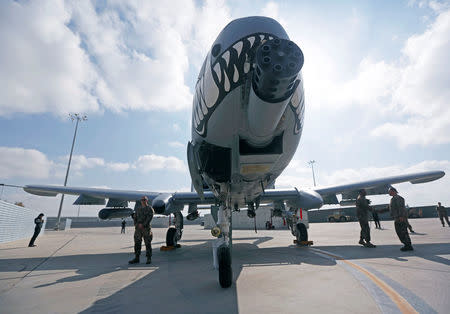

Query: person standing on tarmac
[[129, 196, 154, 264], [29, 213, 44, 247], [121, 219, 126, 234], [436, 202, 450, 227], [356, 189, 376, 248], [388, 187, 413, 251], [372, 210, 381, 229]]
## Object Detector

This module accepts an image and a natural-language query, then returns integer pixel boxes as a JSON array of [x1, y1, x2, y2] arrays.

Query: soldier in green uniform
[[129, 196, 154, 264], [356, 189, 376, 248], [436, 202, 449, 227], [388, 187, 413, 251]]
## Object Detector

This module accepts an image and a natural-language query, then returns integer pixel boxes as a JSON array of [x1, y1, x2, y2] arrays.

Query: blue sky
[[1, 0, 449, 216]]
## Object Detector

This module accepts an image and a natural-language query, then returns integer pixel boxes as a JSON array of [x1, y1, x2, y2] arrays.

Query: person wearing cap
[[355, 189, 376, 248], [436, 202, 449, 227], [388, 187, 413, 251], [129, 196, 154, 264], [29, 213, 44, 247]]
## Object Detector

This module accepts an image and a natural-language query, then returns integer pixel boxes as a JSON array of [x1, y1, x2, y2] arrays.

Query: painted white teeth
[[213, 63, 222, 83], [222, 51, 230, 67], [224, 71, 230, 92], [200, 95, 208, 115], [233, 41, 243, 58], [248, 36, 255, 47], [233, 65, 239, 83]]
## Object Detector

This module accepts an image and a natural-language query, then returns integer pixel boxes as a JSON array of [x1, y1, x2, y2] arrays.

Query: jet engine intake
[[151, 194, 184, 215]]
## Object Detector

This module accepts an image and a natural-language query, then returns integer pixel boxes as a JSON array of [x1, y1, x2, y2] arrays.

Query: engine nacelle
[[285, 189, 324, 210], [151, 193, 183, 215], [98, 207, 133, 220]]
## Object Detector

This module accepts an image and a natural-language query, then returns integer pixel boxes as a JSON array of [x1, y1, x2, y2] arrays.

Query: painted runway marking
[[309, 248, 418, 314]]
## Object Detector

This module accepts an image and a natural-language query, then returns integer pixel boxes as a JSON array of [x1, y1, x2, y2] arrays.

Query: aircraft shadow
[[1, 237, 448, 313]]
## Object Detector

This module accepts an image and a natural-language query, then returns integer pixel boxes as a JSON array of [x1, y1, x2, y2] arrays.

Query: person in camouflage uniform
[[129, 196, 154, 264], [436, 202, 449, 227], [388, 187, 413, 251], [356, 189, 376, 248]]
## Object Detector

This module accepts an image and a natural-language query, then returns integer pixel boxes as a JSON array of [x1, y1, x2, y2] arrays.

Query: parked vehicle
[[328, 210, 353, 222]]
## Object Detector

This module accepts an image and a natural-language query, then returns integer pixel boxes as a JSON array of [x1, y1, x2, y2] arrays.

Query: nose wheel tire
[[296, 223, 308, 242], [166, 227, 177, 247], [218, 245, 232, 288]]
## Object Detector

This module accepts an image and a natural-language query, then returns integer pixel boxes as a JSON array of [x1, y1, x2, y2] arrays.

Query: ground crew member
[[29, 213, 44, 247], [372, 210, 381, 229], [356, 189, 376, 248], [436, 202, 450, 227], [121, 219, 126, 234], [129, 196, 154, 264], [388, 187, 413, 251]]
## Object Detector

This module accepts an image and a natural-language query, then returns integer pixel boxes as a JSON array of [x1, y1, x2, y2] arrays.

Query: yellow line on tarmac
[[311, 248, 417, 314]]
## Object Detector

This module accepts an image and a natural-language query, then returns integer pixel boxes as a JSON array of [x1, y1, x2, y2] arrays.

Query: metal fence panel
[[0, 200, 45, 244]]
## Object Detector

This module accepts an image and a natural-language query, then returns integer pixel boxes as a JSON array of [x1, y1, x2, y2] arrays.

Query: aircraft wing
[[22, 184, 217, 215], [312, 170, 445, 205], [22, 170, 445, 212]]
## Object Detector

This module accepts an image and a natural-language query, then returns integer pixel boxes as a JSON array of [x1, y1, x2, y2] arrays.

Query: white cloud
[[0, 147, 53, 179], [67, 155, 105, 172], [278, 160, 450, 206], [168, 141, 185, 149], [106, 162, 130, 172], [0, 1, 99, 117], [0, 0, 234, 116], [135, 154, 186, 172], [370, 9, 450, 147]]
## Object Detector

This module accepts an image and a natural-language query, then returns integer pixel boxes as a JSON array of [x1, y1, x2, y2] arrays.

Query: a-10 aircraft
[[23, 16, 445, 288]]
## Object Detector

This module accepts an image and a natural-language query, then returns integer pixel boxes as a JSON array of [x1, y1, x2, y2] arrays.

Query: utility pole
[[54, 113, 87, 230], [308, 160, 317, 187]]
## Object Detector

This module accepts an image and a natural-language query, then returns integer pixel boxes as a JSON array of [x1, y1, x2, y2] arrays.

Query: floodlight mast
[[308, 160, 317, 187], [54, 113, 87, 230]]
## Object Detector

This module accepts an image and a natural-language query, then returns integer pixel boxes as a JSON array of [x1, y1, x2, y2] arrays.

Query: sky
[[0, 0, 449, 217]]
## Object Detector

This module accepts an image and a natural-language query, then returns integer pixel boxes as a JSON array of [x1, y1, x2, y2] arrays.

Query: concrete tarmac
[[0, 218, 449, 313]]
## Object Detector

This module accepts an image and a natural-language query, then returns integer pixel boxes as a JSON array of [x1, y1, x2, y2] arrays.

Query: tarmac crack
[[0, 235, 78, 295]]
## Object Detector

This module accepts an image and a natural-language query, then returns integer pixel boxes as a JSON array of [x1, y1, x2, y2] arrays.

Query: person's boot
[[364, 242, 376, 248], [146, 256, 152, 264], [358, 239, 365, 245], [400, 245, 414, 251], [128, 255, 140, 264]]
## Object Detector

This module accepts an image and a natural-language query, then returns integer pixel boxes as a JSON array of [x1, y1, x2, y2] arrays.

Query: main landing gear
[[165, 211, 183, 247]]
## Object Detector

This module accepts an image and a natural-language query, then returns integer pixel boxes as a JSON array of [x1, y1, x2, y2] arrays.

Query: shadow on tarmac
[[0, 237, 449, 313]]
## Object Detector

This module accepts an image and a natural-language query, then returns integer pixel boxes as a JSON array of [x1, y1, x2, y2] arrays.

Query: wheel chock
[[293, 240, 313, 246], [160, 244, 181, 251]]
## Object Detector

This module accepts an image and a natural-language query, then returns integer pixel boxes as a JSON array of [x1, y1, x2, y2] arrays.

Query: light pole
[[55, 113, 87, 230], [308, 160, 317, 186]]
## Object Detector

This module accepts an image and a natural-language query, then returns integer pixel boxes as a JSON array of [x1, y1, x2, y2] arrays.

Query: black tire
[[296, 223, 308, 242], [340, 216, 347, 222], [166, 227, 177, 247], [218, 245, 232, 288], [328, 217, 336, 222]]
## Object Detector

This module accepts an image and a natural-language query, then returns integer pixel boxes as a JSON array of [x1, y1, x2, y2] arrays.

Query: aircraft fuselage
[[188, 17, 305, 208]]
